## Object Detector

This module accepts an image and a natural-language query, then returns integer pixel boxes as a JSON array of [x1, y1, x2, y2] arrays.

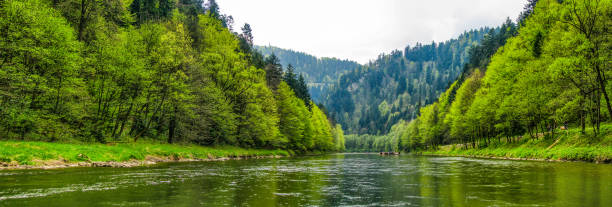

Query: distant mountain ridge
[[255, 45, 361, 101], [321, 28, 492, 134], [256, 28, 495, 135]]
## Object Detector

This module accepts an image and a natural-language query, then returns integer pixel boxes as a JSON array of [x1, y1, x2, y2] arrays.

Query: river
[[0, 154, 611, 206]]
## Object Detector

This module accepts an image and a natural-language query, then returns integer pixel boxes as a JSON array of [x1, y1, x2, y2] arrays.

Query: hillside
[[343, 0, 612, 160], [401, 0, 611, 151], [0, 0, 344, 154], [255, 45, 361, 101], [322, 28, 492, 135]]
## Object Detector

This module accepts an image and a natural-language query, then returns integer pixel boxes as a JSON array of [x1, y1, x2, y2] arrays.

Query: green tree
[[265, 54, 283, 90], [332, 124, 346, 151], [311, 103, 334, 151], [130, 0, 175, 24], [0, 0, 83, 141], [277, 82, 313, 152]]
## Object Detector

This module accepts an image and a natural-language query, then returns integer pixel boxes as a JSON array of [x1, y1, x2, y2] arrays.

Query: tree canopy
[[0, 0, 343, 154], [344, 0, 611, 152]]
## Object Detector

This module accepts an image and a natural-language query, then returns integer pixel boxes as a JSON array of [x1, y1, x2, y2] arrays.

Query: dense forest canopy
[[0, 0, 609, 156], [0, 0, 344, 154], [321, 28, 491, 135], [255, 46, 362, 101], [345, 0, 612, 152]]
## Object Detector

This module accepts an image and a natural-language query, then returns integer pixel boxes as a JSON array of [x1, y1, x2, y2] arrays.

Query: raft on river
[[379, 152, 400, 155]]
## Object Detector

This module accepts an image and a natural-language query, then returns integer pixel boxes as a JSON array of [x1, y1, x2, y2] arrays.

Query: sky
[[217, 0, 526, 64]]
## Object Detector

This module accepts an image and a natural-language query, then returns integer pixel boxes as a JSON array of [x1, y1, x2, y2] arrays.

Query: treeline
[[346, 0, 611, 152], [344, 120, 405, 152], [403, 0, 610, 151], [0, 0, 344, 153], [323, 28, 489, 135], [256, 45, 361, 101]]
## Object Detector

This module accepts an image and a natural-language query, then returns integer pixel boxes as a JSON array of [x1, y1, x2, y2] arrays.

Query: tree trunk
[[594, 52, 611, 121], [54, 75, 63, 113], [581, 107, 586, 134], [135, 91, 167, 141], [116, 100, 134, 139], [78, 0, 88, 41], [168, 106, 177, 144], [111, 102, 123, 139]]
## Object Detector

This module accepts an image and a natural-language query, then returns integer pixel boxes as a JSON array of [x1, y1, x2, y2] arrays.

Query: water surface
[[1, 154, 611, 206]]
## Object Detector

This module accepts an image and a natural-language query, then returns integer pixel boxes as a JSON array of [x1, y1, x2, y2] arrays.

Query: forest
[[0, 0, 609, 157], [255, 45, 361, 101], [0, 0, 344, 154], [344, 0, 611, 153], [1, 1, 611, 206], [322, 28, 490, 135]]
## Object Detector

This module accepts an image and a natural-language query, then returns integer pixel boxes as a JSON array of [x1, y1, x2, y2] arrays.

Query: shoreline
[[0, 154, 284, 170], [412, 128, 611, 164], [417, 153, 612, 164], [0, 141, 290, 170], [345, 151, 611, 163], [415, 144, 611, 164]]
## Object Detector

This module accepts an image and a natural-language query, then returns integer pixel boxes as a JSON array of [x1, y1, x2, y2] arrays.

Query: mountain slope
[[322, 28, 491, 135], [0, 0, 343, 154], [400, 0, 611, 151], [255, 45, 361, 101]]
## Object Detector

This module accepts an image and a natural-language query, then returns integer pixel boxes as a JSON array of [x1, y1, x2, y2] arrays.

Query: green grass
[[422, 125, 612, 163], [0, 141, 290, 166]]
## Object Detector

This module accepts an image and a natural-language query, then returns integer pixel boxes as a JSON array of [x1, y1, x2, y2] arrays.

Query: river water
[[0, 154, 611, 206]]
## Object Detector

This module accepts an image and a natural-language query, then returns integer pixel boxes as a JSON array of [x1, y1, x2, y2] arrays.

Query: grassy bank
[[0, 141, 289, 168], [421, 125, 612, 163]]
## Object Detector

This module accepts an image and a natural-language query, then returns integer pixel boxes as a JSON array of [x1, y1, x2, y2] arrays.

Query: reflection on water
[[0, 154, 611, 206]]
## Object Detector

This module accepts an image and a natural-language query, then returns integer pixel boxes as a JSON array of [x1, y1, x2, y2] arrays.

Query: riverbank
[[0, 141, 289, 170], [421, 125, 612, 163]]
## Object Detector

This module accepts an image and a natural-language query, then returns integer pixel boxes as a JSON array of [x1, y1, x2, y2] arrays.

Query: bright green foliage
[[0, 0, 82, 141], [403, 0, 612, 151], [51, 0, 132, 43], [424, 124, 612, 162], [345, 0, 611, 153], [276, 82, 313, 152], [275, 82, 339, 153], [332, 124, 346, 151], [447, 71, 482, 145], [311, 104, 335, 151], [236, 79, 283, 148], [0, 141, 289, 165], [345, 121, 406, 152], [401, 120, 420, 150], [0, 0, 338, 154], [417, 104, 440, 148]]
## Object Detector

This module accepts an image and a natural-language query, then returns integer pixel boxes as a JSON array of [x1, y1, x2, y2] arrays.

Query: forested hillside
[[402, 0, 610, 151], [0, 0, 344, 154], [323, 28, 490, 135], [346, 0, 611, 153], [255, 46, 361, 101]]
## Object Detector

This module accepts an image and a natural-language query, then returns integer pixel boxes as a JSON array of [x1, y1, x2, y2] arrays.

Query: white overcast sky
[[217, 0, 526, 64]]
